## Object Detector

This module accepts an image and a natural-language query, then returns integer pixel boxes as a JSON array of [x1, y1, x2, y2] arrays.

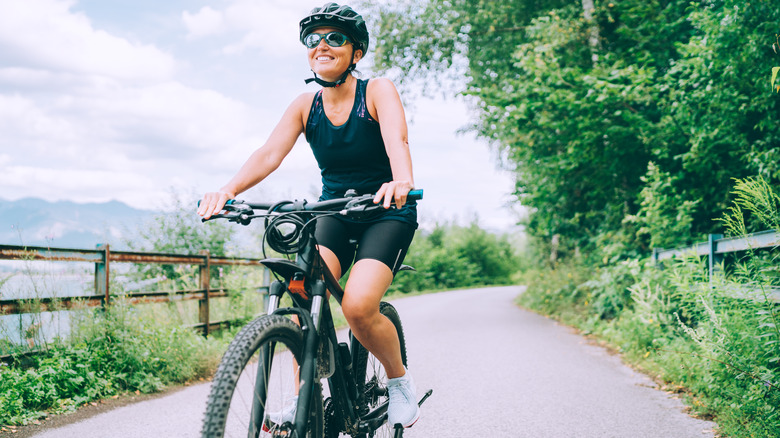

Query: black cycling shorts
[[314, 216, 416, 276]]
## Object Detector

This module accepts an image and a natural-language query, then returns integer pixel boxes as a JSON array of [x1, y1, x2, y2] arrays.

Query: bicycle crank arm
[[418, 389, 433, 407]]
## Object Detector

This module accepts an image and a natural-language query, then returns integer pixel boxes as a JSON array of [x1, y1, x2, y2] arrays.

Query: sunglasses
[[303, 31, 351, 49]]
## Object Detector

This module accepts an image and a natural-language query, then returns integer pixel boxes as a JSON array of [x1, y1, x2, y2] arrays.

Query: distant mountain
[[0, 198, 155, 249]]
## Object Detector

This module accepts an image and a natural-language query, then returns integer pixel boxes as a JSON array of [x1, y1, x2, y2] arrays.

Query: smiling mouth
[[316, 56, 334, 61]]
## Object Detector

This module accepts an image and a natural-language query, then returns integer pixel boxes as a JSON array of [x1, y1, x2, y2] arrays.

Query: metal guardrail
[[0, 243, 270, 339], [652, 230, 780, 302], [652, 230, 780, 261]]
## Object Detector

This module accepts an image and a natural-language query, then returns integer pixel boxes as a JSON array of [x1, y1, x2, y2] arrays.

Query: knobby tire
[[201, 315, 324, 438]]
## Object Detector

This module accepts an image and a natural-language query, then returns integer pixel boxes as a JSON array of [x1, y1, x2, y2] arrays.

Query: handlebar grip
[[408, 189, 423, 201], [196, 199, 236, 207]]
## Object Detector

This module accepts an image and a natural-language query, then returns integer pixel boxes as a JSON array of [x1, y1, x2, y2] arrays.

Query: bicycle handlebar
[[201, 189, 423, 224]]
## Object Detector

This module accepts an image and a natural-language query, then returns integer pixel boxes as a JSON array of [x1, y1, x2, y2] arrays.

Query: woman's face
[[306, 27, 362, 81]]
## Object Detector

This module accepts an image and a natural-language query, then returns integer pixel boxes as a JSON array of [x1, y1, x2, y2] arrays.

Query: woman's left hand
[[374, 180, 414, 209]]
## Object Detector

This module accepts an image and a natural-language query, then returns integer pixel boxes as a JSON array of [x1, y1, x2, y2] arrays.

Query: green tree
[[652, 0, 780, 238], [124, 191, 237, 285], [368, 0, 780, 259], [390, 222, 522, 293]]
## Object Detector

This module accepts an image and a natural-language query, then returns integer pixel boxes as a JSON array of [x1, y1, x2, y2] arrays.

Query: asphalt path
[[27, 286, 716, 438]]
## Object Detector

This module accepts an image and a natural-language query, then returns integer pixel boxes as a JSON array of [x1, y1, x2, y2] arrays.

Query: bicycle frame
[[203, 190, 425, 437], [260, 222, 369, 437]]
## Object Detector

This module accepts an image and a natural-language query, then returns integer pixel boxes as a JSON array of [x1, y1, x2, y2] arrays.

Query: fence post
[[95, 243, 110, 306], [708, 233, 723, 285], [199, 250, 210, 337]]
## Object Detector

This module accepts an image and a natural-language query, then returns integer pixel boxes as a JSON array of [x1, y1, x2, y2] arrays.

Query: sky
[[0, 0, 522, 230]]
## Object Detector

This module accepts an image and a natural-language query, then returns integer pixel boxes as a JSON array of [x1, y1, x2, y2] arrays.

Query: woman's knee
[[342, 299, 379, 330]]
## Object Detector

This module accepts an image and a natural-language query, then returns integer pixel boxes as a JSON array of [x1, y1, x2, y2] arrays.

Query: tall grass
[[519, 177, 780, 437], [0, 260, 263, 427], [0, 297, 238, 426]]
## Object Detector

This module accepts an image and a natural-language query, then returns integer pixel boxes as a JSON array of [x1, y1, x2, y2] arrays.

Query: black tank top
[[305, 79, 417, 226], [306, 78, 392, 199]]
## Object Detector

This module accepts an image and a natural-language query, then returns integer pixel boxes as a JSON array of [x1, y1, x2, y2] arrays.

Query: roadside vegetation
[[390, 221, 523, 294], [0, 194, 253, 427], [371, 0, 780, 436], [518, 179, 780, 437], [0, 302, 233, 426]]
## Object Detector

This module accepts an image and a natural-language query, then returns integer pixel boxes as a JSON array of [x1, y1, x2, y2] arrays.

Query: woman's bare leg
[[340, 259, 405, 379]]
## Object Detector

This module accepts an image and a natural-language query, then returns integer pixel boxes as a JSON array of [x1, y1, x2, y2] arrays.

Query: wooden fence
[[652, 230, 780, 302], [0, 244, 269, 340]]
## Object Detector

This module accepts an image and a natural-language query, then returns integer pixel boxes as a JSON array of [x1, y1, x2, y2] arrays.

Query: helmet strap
[[305, 64, 355, 87], [304, 48, 357, 88]]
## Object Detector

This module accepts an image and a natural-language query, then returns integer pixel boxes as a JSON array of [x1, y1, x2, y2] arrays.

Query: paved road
[[29, 286, 716, 437]]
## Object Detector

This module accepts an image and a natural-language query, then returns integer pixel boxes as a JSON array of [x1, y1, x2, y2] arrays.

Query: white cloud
[[0, 94, 82, 155], [182, 0, 308, 55], [0, 0, 175, 81], [0, 0, 520, 230], [182, 6, 225, 38], [74, 81, 262, 152], [0, 1, 275, 210]]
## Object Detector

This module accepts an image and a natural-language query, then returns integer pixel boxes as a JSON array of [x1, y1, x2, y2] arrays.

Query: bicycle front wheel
[[201, 315, 323, 438], [351, 302, 408, 438]]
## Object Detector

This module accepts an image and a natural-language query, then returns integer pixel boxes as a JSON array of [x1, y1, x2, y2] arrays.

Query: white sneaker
[[263, 395, 298, 431], [387, 369, 420, 428]]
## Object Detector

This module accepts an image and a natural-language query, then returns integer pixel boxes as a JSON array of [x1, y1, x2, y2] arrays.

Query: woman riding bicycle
[[197, 2, 420, 430]]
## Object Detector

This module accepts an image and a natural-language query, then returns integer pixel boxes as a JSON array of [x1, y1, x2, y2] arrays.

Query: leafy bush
[[519, 177, 780, 437], [0, 301, 229, 426], [124, 190, 240, 287], [389, 222, 522, 294]]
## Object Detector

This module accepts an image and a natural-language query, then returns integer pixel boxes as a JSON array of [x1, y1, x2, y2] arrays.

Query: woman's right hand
[[197, 190, 235, 219]]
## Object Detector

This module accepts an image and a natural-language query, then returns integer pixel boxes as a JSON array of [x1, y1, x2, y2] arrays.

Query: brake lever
[[200, 201, 254, 225], [343, 194, 375, 210], [341, 195, 379, 215]]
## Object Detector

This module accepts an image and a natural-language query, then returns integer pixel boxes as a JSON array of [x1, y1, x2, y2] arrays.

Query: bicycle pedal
[[394, 423, 404, 438], [418, 389, 433, 407]]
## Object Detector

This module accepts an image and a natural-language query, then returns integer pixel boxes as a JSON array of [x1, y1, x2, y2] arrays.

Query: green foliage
[[367, 0, 780, 431], [520, 178, 780, 436], [0, 301, 228, 426], [773, 66, 780, 93], [389, 222, 522, 294], [125, 191, 237, 285], [773, 33, 780, 93], [626, 162, 699, 250], [722, 176, 780, 234], [368, 0, 780, 260]]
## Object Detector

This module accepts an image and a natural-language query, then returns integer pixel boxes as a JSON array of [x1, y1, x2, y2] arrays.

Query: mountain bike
[[200, 190, 432, 438]]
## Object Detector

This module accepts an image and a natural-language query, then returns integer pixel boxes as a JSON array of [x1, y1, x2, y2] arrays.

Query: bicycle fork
[[260, 279, 327, 438]]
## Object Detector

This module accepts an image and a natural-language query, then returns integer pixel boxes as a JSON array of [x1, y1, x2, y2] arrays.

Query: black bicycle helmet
[[299, 3, 369, 87], [300, 2, 369, 54]]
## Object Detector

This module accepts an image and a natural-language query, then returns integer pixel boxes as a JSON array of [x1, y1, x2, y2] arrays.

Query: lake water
[[0, 261, 266, 353], [0, 261, 160, 351]]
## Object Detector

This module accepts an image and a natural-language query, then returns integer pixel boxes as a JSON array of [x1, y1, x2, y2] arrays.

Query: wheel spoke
[[201, 315, 322, 438]]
